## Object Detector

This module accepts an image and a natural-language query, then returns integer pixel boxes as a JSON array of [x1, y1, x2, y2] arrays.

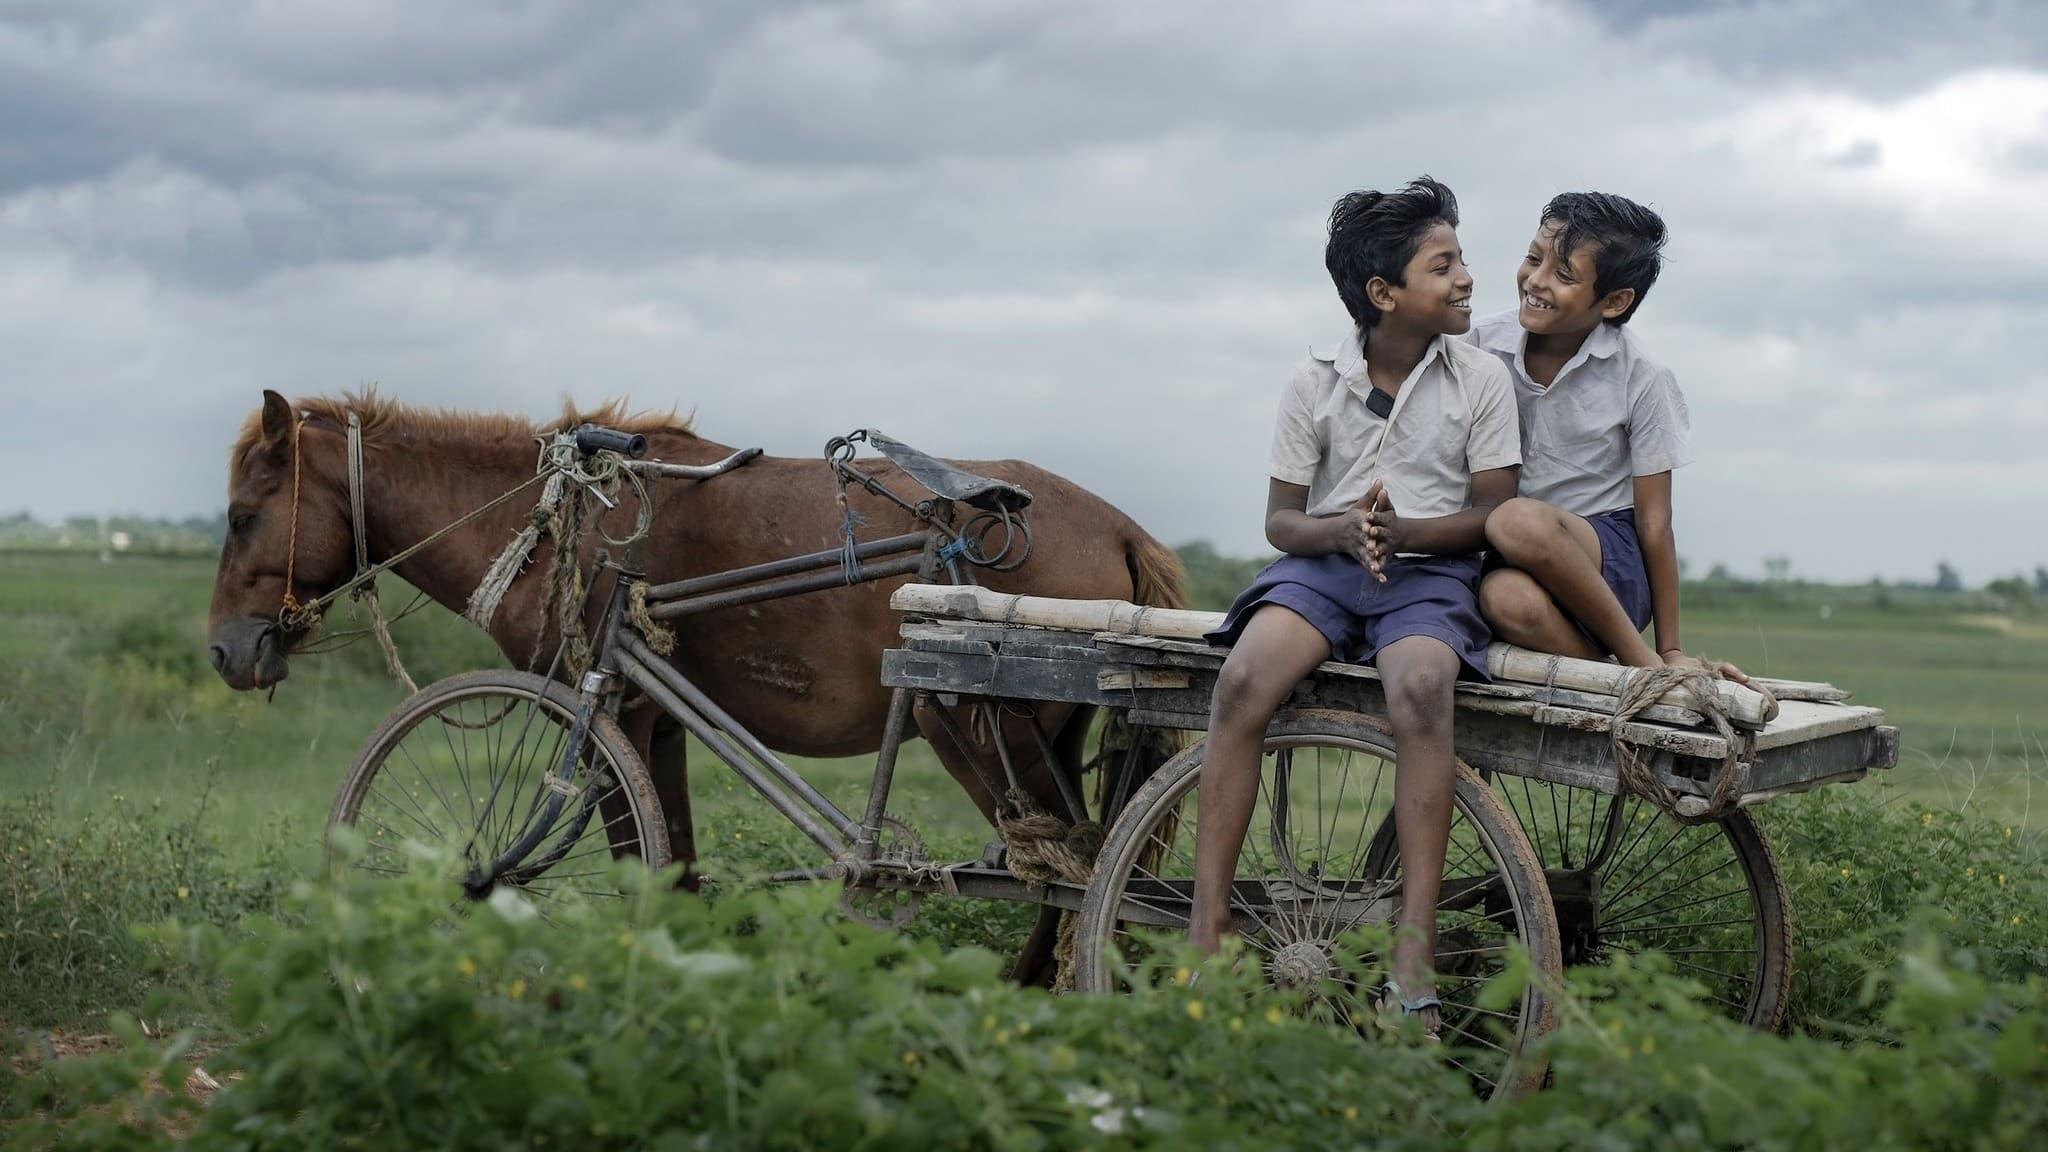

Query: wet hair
[[1325, 177, 1459, 329], [1541, 191, 1667, 324]]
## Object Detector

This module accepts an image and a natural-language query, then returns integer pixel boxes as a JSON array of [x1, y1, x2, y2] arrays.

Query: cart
[[329, 426, 1897, 1100]]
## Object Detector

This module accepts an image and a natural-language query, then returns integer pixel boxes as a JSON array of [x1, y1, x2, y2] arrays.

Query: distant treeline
[[0, 510, 225, 555], [6, 513, 2043, 616]]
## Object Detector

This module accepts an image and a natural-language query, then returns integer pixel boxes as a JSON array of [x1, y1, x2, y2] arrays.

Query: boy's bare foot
[[1389, 929, 1441, 1039]]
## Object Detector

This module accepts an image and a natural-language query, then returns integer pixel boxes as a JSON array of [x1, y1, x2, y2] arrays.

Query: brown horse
[[207, 389, 1186, 978]]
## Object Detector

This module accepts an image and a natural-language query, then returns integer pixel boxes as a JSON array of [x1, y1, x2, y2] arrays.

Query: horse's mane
[[232, 387, 697, 460]]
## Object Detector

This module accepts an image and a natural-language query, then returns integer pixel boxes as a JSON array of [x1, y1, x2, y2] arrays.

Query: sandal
[[1376, 979, 1442, 1044]]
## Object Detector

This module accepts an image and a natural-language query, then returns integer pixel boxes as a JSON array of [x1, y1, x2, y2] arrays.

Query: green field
[[3, 550, 2042, 860]]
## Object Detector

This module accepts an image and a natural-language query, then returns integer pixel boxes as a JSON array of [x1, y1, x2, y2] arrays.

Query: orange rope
[[279, 414, 307, 621]]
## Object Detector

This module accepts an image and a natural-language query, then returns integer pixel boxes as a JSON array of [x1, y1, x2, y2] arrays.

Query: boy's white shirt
[[1268, 329, 1521, 525], [1465, 310, 1693, 517]]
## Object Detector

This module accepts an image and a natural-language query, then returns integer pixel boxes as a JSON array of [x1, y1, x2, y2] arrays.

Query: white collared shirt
[[1466, 311, 1692, 517], [1268, 329, 1521, 521]]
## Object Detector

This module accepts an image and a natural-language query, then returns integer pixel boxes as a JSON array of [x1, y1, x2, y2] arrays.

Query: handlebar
[[621, 446, 764, 481], [573, 424, 648, 459]]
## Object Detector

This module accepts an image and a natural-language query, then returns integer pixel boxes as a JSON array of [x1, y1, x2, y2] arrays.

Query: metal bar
[[616, 653, 848, 859], [856, 687, 917, 863], [622, 446, 763, 482], [921, 696, 1010, 805], [649, 554, 926, 620], [621, 635, 860, 839], [643, 532, 928, 602], [1024, 707, 1087, 824]]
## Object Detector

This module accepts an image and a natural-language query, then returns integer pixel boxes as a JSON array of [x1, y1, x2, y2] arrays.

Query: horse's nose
[[209, 642, 229, 673]]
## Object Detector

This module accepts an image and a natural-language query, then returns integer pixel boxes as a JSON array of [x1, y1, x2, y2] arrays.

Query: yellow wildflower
[[995, 1030, 1011, 1045], [569, 974, 588, 991], [1921, 813, 1933, 826], [902, 1050, 921, 1066], [1266, 1006, 1285, 1025], [1230, 1017, 1244, 1032], [457, 957, 478, 978], [1174, 966, 1193, 987], [1344, 1106, 1360, 1121], [176, 886, 189, 900], [1186, 1000, 1207, 1021], [509, 979, 526, 1000]]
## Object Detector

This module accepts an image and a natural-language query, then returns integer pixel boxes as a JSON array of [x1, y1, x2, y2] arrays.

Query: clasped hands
[[1337, 479, 1402, 584]]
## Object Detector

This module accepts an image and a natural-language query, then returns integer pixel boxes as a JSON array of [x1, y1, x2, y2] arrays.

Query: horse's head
[[207, 390, 355, 690]]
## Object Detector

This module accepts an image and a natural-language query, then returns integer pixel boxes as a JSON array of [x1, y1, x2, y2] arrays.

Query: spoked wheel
[[1371, 779, 1791, 1030], [1074, 711, 1561, 1100], [330, 669, 671, 905]]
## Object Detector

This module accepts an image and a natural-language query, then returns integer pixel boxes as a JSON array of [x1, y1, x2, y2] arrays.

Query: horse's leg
[[648, 715, 700, 892]]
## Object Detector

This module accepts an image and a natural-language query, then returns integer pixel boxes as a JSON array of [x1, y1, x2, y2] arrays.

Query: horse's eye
[[230, 512, 256, 533]]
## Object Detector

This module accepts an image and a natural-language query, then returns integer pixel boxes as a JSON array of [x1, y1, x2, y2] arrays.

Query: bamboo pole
[[890, 584, 1777, 728]]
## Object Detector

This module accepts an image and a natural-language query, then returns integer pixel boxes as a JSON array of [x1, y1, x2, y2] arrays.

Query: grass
[[4, 550, 2040, 851]]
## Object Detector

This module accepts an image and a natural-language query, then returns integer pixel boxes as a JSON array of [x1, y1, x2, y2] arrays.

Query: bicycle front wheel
[[330, 669, 671, 901]]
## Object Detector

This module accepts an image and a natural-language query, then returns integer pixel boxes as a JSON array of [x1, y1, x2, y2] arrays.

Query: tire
[[1387, 780, 1792, 1031], [330, 669, 671, 901], [1074, 710, 1562, 1100]]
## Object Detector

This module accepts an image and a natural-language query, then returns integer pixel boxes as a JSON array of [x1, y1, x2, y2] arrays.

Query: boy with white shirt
[[1470, 192, 1744, 679], [1191, 178, 1521, 1035]]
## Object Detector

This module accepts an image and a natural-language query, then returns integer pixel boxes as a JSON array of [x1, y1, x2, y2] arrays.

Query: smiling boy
[[1468, 192, 1740, 678], [1192, 178, 1520, 1035]]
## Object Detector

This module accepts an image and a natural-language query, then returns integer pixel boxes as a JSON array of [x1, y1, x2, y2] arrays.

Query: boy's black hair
[[1541, 191, 1666, 324], [1325, 176, 1459, 330]]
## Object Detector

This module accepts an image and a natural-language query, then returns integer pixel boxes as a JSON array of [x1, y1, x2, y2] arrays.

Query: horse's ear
[[260, 390, 294, 449]]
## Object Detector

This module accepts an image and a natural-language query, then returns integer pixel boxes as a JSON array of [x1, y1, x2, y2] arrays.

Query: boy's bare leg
[[1376, 634, 1461, 1029], [1484, 497, 1660, 667], [1189, 605, 1332, 954], [1478, 569, 1604, 660]]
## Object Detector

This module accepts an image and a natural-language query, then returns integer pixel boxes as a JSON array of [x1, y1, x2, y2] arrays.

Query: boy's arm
[[1634, 471, 1682, 656], [1266, 478, 1374, 563], [1361, 466, 1517, 577], [1635, 471, 1750, 683]]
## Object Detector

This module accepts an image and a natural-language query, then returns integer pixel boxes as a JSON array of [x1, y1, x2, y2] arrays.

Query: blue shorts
[[1204, 552, 1492, 681], [1485, 506, 1652, 657]]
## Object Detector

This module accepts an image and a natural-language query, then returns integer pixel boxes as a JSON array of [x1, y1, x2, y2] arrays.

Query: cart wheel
[[1073, 710, 1561, 1100], [330, 670, 672, 903], [1368, 782, 1791, 1031]]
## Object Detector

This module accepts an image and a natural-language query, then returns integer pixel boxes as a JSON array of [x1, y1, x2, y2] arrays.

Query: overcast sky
[[2, 0, 2043, 582]]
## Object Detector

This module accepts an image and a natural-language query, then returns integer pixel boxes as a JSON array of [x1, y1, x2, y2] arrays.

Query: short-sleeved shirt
[[1465, 310, 1692, 517], [1269, 330, 1521, 527]]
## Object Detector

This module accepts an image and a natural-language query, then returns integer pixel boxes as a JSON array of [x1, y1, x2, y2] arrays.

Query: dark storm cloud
[[1589, 0, 2048, 90], [0, 0, 2043, 582]]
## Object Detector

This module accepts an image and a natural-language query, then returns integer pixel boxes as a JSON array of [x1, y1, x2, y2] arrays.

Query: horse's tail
[[1091, 531, 1192, 839], [1124, 531, 1189, 612]]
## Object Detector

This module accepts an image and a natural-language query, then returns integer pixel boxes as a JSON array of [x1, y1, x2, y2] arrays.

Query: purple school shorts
[[1204, 552, 1493, 681], [1483, 506, 1653, 657]]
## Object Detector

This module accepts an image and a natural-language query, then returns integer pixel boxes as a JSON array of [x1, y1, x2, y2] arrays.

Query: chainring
[[839, 815, 927, 930]]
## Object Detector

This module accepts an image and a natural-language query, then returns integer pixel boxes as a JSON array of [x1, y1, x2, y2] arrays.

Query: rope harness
[[275, 413, 666, 691]]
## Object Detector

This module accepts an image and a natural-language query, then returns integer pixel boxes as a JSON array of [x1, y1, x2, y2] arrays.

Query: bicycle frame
[[498, 524, 955, 892]]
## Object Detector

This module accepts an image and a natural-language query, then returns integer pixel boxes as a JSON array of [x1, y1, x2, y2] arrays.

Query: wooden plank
[[897, 585, 1783, 728], [1749, 700, 1886, 752], [1484, 643, 1774, 729], [1098, 669, 1194, 691], [1750, 676, 1852, 703]]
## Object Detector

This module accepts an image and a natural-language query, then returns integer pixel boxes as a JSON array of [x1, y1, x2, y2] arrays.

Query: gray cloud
[[0, 0, 2044, 584]]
